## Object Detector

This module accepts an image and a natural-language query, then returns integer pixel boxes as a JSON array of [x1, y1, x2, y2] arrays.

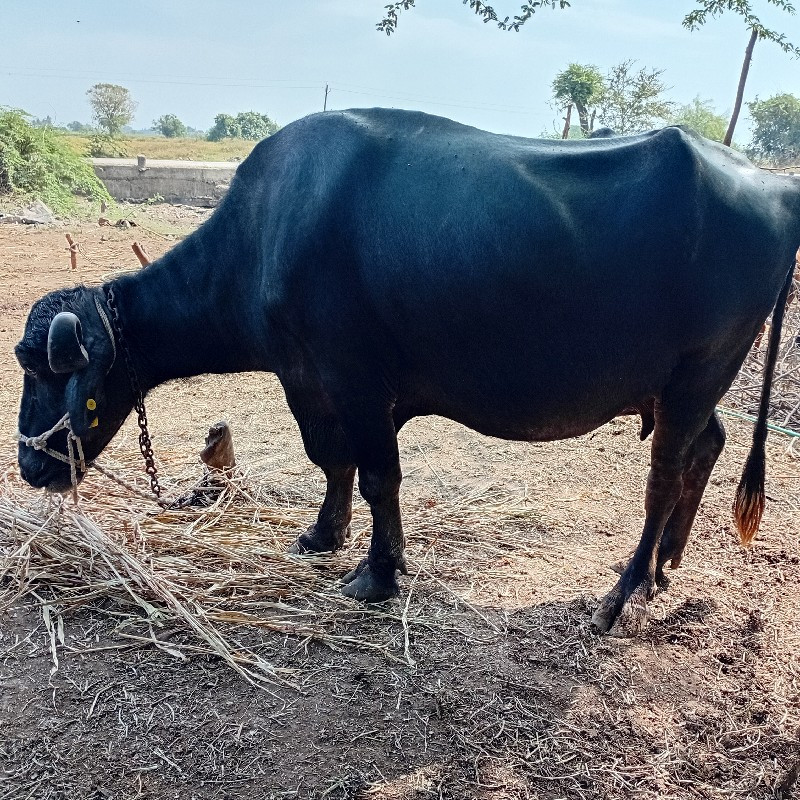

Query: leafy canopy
[[597, 61, 674, 135], [86, 83, 137, 136], [551, 61, 673, 136], [207, 111, 279, 142], [746, 93, 800, 164], [669, 97, 728, 141], [378, 0, 798, 52], [154, 114, 187, 139]]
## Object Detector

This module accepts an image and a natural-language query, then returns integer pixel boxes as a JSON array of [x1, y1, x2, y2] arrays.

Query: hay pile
[[0, 453, 542, 689]]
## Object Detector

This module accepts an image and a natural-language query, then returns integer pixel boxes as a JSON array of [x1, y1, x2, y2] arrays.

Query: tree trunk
[[575, 101, 589, 137], [724, 28, 758, 147], [561, 103, 573, 139]]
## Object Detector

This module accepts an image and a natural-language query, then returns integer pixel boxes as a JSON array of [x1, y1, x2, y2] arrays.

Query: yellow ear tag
[[86, 398, 97, 411], [89, 417, 99, 428]]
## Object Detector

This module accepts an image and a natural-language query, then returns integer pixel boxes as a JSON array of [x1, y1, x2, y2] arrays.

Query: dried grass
[[0, 453, 547, 691]]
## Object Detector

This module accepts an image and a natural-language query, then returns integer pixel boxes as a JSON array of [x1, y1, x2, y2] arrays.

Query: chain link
[[105, 285, 162, 499]]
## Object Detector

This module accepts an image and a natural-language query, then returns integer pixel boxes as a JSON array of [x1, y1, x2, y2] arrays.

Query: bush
[[87, 132, 128, 158], [0, 108, 111, 214], [747, 93, 800, 165], [207, 111, 279, 141], [154, 114, 187, 138]]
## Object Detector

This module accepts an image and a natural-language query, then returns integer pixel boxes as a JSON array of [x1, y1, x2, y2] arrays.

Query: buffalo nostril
[[19, 457, 46, 486]]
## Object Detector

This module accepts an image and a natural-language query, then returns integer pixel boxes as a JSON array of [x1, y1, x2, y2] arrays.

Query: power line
[[0, 68, 543, 119]]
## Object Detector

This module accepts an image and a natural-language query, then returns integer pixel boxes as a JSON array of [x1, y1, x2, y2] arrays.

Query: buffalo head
[[15, 286, 134, 492]]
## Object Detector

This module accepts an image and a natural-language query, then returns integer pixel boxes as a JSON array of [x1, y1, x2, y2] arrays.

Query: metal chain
[[104, 285, 163, 499]]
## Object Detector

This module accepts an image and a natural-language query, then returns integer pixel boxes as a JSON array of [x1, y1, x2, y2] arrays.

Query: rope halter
[[15, 293, 116, 503], [16, 412, 87, 503]]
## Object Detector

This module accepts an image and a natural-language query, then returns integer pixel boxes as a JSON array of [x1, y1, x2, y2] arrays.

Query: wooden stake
[[200, 422, 236, 471], [131, 241, 152, 267], [65, 234, 78, 271]]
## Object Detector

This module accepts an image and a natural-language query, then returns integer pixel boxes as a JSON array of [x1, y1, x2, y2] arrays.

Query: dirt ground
[[1, 208, 799, 800]]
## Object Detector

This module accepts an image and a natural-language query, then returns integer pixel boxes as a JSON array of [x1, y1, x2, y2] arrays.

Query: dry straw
[[0, 454, 544, 690]]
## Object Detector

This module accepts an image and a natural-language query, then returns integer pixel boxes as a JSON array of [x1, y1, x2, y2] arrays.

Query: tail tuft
[[733, 443, 766, 546]]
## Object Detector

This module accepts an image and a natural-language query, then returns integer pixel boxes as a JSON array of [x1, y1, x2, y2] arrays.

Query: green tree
[[597, 61, 674, 134], [207, 114, 241, 141], [236, 111, 279, 140], [669, 97, 728, 141], [154, 114, 187, 138], [675, 3, 799, 146], [66, 121, 93, 134], [746, 93, 800, 164], [86, 83, 136, 136], [207, 112, 279, 142], [379, 0, 799, 46], [552, 64, 604, 137]]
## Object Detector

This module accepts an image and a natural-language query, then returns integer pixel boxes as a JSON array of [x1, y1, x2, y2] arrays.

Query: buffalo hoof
[[288, 524, 350, 555], [592, 582, 650, 637], [340, 560, 399, 603]]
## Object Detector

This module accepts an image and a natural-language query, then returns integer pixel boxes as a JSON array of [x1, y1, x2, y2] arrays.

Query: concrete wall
[[91, 157, 238, 206]]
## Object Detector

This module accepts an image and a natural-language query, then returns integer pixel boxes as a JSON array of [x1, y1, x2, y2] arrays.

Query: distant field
[[61, 134, 257, 162]]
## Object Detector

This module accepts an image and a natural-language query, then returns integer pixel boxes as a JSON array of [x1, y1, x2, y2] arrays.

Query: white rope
[[16, 416, 170, 507], [16, 413, 88, 504], [15, 295, 170, 506], [93, 295, 116, 367]]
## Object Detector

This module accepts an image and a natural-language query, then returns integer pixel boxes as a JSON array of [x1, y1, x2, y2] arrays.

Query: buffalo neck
[[106, 213, 270, 392]]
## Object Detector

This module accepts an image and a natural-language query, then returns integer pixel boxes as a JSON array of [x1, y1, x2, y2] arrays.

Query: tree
[[207, 112, 279, 142], [86, 83, 136, 136], [746, 93, 800, 164], [552, 64, 604, 137], [668, 97, 728, 141], [66, 121, 93, 134], [379, 0, 799, 46], [235, 111, 279, 140], [154, 114, 188, 138], [207, 114, 241, 141], [679, 2, 800, 146], [378, 2, 798, 148], [595, 61, 674, 134]]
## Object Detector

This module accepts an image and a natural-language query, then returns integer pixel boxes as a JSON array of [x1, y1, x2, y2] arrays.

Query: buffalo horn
[[47, 312, 90, 373]]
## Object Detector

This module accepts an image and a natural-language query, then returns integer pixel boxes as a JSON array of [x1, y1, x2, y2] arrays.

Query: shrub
[[207, 111, 279, 141], [0, 108, 111, 214], [87, 132, 128, 158], [154, 114, 188, 138]]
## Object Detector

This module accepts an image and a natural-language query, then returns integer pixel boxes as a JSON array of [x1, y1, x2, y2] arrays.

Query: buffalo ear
[[65, 368, 105, 438], [48, 312, 90, 373]]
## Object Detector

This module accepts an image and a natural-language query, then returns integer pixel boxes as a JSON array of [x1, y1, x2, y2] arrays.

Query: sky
[[1, 0, 799, 140]]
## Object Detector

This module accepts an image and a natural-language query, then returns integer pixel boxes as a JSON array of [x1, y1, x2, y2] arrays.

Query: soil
[[1, 208, 799, 800]]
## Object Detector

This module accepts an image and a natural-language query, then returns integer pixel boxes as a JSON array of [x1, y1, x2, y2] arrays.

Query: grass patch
[[0, 109, 111, 215], [62, 134, 257, 162]]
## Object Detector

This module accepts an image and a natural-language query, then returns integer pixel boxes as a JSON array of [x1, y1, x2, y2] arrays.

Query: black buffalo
[[15, 109, 800, 635]]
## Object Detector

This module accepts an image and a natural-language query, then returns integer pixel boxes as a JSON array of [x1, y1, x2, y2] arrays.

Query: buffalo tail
[[733, 264, 795, 545]]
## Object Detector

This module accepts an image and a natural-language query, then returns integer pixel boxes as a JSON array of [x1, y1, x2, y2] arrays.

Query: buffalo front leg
[[656, 412, 726, 589], [290, 465, 356, 554], [285, 401, 356, 555]]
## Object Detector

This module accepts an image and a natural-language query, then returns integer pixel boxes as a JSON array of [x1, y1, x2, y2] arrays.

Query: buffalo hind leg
[[337, 408, 407, 603], [655, 412, 726, 589], [592, 400, 712, 636]]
